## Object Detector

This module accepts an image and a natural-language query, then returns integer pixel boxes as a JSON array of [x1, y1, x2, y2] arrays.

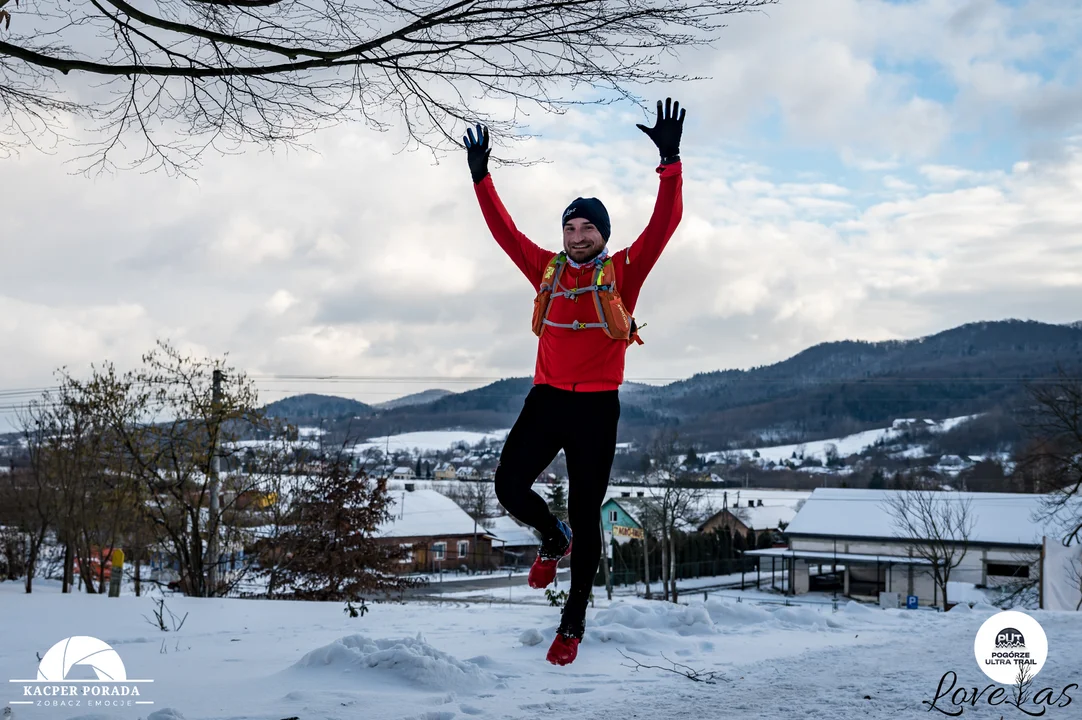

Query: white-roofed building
[[749, 488, 1064, 608], [379, 489, 495, 572], [482, 514, 541, 568], [699, 502, 797, 538]]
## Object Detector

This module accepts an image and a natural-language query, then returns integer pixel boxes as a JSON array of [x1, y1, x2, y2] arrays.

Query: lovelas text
[[924, 671, 1076, 717]]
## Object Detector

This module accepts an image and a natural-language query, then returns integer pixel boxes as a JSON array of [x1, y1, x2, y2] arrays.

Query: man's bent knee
[[493, 462, 518, 506]]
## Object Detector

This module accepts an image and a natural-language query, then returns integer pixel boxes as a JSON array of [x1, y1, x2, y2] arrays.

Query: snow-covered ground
[[352, 429, 511, 455], [705, 415, 979, 465], [3, 579, 1078, 720]]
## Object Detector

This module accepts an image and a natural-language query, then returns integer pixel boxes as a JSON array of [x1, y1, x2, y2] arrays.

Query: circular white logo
[[973, 611, 1048, 684], [36, 636, 128, 682]]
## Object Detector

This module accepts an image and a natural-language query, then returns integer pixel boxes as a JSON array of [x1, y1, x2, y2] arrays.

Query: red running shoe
[[528, 519, 572, 589], [546, 633, 581, 666], [546, 613, 585, 666]]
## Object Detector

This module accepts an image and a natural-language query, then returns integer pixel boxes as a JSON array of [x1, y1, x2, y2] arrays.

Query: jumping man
[[464, 99, 685, 666]]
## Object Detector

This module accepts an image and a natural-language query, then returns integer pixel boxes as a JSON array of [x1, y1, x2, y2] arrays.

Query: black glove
[[636, 98, 685, 165], [463, 123, 491, 183]]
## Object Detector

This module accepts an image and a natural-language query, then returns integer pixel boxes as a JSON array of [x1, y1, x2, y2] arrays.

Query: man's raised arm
[[623, 99, 686, 285], [465, 124, 552, 287]]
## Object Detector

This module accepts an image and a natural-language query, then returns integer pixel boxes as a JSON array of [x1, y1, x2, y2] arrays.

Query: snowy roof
[[784, 488, 1060, 547], [747, 547, 936, 565], [378, 490, 490, 539], [482, 515, 540, 547], [718, 504, 798, 531], [605, 497, 645, 524]]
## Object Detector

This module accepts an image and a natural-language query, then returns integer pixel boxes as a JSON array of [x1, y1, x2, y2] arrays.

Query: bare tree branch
[[0, 0, 776, 173], [618, 648, 729, 684], [882, 483, 975, 609], [1019, 367, 1082, 545]]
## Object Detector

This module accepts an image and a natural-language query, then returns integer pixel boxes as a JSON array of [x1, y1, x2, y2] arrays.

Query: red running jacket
[[473, 161, 683, 391]]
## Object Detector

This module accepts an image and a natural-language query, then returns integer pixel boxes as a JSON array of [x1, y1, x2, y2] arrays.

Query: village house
[[482, 514, 541, 568], [433, 462, 457, 480], [600, 495, 649, 543], [378, 488, 496, 572], [392, 466, 416, 480], [748, 488, 1060, 608], [699, 498, 796, 540], [455, 466, 479, 480]]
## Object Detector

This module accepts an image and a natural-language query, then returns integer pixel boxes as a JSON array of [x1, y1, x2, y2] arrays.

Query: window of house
[[432, 542, 446, 561], [986, 563, 1030, 578], [458, 540, 469, 559], [399, 544, 414, 564], [608, 510, 618, 523]]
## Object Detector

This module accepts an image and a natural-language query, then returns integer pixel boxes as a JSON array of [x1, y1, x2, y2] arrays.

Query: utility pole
[[207, 368, 223, 597], [472, 480, 479, 573], [600, 518, 612, 600], [643, 521, 652, 600]]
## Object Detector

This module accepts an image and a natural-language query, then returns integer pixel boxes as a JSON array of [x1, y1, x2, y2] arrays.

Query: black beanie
[[561, 197, 611, 242]]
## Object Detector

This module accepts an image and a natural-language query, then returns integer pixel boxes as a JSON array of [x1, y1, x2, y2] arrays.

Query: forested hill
[[264, 319, 1082, 450]]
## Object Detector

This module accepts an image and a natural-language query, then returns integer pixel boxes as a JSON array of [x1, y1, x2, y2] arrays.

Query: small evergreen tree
[[868, 468, 886, 489], [686, 446, 699, 468], [275, 452, 415, 600], [547, 483, 569, 523]]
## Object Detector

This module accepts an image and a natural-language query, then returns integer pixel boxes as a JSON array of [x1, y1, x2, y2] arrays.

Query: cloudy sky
[[2, 0, 1082, 430]]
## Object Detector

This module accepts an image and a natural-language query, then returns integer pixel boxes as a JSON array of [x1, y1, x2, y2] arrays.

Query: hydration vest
[[531, 252, 644, 345]]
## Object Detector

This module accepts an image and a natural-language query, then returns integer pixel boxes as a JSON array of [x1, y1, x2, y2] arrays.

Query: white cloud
[[882, 176, 917, 192], [654, 0, 1082, 162], [918, 164, 1006, 186], [2, 0, 1082, 430]]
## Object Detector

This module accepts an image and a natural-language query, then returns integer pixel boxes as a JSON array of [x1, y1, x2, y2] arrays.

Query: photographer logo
[[8, 636, 154, 709]]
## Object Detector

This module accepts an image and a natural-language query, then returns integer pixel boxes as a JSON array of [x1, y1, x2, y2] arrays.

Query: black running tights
[[494, 384, 620, 624]]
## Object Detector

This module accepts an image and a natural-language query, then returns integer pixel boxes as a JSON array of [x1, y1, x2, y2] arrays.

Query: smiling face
[[562, 218, 606, 264]]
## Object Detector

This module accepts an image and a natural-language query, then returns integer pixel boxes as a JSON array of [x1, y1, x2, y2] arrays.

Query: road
[[402, 568, 571, 598]]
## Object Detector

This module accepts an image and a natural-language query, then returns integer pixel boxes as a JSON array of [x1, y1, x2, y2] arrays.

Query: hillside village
[[4, 404, 1077, 612], [240, 413, 1023, 493]]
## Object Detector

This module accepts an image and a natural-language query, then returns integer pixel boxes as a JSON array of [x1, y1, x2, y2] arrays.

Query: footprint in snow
[[459, 705, 485, 715], [545, 687, 594, 695]]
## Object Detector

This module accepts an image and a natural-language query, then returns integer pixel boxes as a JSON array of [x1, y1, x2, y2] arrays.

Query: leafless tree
[[1020, 368, 1082, 546], [1065, 553, 1082, 612], [641, 431, 704, 603], [0, 466, 39, 585], [0, 0, 775, 174], [62, 340, 276, 597], [227, 427, 309, 598], [882, 485, 975, 609], [446, 479, 495, 568]]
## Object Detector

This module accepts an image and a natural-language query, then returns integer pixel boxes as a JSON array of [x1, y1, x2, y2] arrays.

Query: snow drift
[[290, 633, 499, 690]]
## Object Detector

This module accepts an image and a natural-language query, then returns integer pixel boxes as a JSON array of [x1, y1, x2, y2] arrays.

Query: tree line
[[0, 340, 417, 602]]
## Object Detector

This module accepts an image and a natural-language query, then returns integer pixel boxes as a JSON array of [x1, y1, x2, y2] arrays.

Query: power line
[[1, 371, 1079, 397]]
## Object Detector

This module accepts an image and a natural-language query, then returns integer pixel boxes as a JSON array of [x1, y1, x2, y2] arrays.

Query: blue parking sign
[[906, 595, 918, 609]]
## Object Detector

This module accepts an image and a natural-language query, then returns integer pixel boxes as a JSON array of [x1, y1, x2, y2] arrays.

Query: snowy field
[[3, 580, 1079, 720], [706, 415, 979, 465], [352, 430, 511, 455]]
